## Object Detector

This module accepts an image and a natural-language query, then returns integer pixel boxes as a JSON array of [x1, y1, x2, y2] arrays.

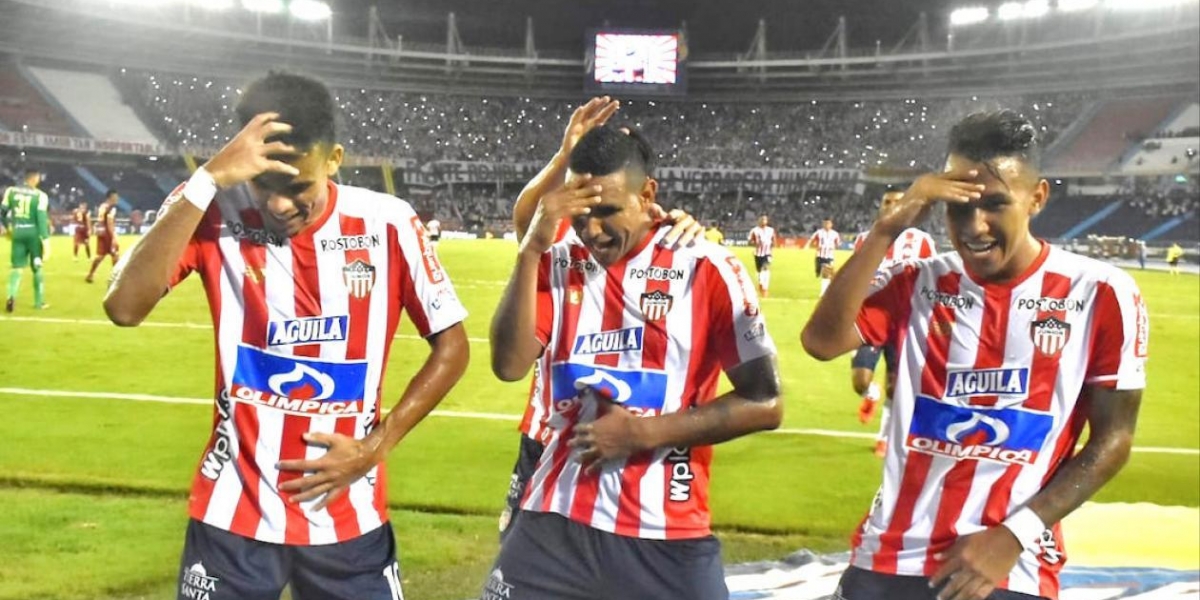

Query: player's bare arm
[[930, 387, 1141, 600], [492, 176, 603, 380], [801, 172, 984, 360], [278, 323, 470, 511], [514, 97, 619, 239], [570, 354, 783, 473], [103, 112, 300, 326]]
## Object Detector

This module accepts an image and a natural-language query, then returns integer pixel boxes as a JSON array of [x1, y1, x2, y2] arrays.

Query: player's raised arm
[[103, 113, 300, 326], [801, 172, 983, 360]]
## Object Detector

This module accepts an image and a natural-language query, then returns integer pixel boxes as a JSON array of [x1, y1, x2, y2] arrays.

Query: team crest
[[1030, 316, 1070, 357], [343, 259, 377, 298], [640, 290, 674, 321]]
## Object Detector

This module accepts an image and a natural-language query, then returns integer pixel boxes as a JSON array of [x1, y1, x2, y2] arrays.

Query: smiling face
[[943, 153, 1048, 282], [567, 169, 656, 267], [249, 143, 343, 237]]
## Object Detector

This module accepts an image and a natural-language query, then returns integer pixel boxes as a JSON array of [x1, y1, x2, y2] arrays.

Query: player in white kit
[[808, 219, 841, 297], [748, 215, 776, 297]]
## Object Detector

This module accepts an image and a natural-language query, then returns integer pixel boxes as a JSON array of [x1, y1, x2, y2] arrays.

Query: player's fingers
[[259, 120, 294, 138], [262, 141, 300, 157], [250, 111, 282, 125], [593, 99, 620, 125], [265, 161, 302, 177], [311, 486, 348, 512], [941, 574, 985, 600], [291, 482, 335, 504], [302, 431, 336, 446], [280, 472, 328, 493], [929, 555, 959, 587], [276, 458, 316, 473]]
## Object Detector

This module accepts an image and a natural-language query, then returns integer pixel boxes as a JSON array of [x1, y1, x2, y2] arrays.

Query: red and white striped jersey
[[519, 225, 776, 540], [850, 243, 1148, 597], [164, 181, 467, 545], [810, 229, 842, 259], [748, 225, 776, 257], [854, 228, 937, 269]]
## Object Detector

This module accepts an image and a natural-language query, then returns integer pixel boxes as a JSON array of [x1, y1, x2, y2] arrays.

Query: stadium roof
[[340, 0, 948, 54]]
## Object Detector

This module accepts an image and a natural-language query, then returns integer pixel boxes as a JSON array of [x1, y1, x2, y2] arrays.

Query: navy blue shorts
[[500, 434, 546, 541], [176, 519, 404, 600], [835, 566, 1047, 600], [851, 344, 896, 373], [484, 511, 727, 600], [754, 254, 772, 272], [816, 256, 834, 277]]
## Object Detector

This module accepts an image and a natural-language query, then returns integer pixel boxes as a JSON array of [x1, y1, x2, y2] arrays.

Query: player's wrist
[[1001, 507, 1046, 553], [182, 167, 219, 212]]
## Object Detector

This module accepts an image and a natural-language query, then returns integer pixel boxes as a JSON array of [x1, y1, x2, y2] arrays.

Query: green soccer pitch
[[0, 235, 1196, 600]]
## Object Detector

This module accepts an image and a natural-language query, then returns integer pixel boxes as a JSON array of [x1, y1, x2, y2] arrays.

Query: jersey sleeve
[[397, 212, 468, 337], [35, 192, 50, 238], [854, 262, 920, 347], [1084, 273, 1148, 390], [704, 253, 776, 372]]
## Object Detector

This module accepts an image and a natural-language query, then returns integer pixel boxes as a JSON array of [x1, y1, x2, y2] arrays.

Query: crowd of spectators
[[1127, 186, 1199, 219]]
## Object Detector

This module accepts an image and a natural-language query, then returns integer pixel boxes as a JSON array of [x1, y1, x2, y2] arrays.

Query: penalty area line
[[0, 387, 1196, 456]]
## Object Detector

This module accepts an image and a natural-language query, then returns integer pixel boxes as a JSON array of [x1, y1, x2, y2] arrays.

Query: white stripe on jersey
[[748, 226, 775, 257], [811, 229, 841, 259]]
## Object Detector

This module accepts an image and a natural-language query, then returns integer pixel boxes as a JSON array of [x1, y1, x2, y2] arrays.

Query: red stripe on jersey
[[981, 465, 1022, 529], [237, 213, 270, 346], [289, 231, 324, 357], [969, 287, 1013, 407], [538, 425, 579, 513], [919, 272, 963, 399], [1026, 273, 1072, 411], [849, 513, 870, 565], [570, 262, 630, 525], [924, 460, 979, 575], [640, 245, 675, 371], [327, 416, 363, 541], [187, 225, 228, 523], [551, 247, 588, 363], [393, 224, 432, 337], [666, 445, 712, 540], [280, 415, 312, 544], [228, 403, 264, 537], [339, 215, 373, 360], [1084, 282, 1125, 386], [873, 452, 934, 573]]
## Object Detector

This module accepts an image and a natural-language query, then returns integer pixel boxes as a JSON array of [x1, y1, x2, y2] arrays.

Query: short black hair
[[23, 167, 40, 177], [105, 189, 118, 198], [569, 125, 654, 180], [947, 110, 1040, 172], [235, 71, 336, 149]]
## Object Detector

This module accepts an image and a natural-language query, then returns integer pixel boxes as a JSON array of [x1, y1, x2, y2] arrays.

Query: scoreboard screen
[[586, 29, 686, 96]]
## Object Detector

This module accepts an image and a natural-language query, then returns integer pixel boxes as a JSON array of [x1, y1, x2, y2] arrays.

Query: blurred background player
[[850, 189, 937, 457], [85, 190, 121, 283], [73, 201, 92, 261], [808, 218, 841, 297], [705, 221, 725, 245], [426, 215, 441, 245], [487, 124, 782, 600], [748, 214, 776, 297], [4, 168, 51, 312], [1166, 242, 1184, 274]]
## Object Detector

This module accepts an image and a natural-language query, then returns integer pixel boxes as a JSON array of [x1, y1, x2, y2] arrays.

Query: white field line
[[1, 387, 1196, 456]]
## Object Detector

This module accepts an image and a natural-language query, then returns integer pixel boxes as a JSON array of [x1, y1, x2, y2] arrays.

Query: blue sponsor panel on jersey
[[550, 362, 668, 411], [943, 367, 1029, 398], [230, 345, 368, 415], [572, 327, 644, 355], [906, 396, 1054, 465]]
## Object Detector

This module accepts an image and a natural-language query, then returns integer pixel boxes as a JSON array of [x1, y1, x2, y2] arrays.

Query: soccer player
[[85, 190, 121, 283], [1166, 242, 1183, 275], [485, 125, 782, 600], [808, 218, 841, 297], [72, 200, 92, 261], [3, 167, 51, 312], [426, 216, 441, 245], [704, 221, 725, 245], [502, 97, 702, 543], [103, 72, 469, 600], [802, 110, 1146, 600], [851, 190, 937, 457], [748, 214, 776, 297]]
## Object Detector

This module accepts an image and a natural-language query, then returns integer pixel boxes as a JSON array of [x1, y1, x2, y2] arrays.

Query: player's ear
[[639, 177, 658, 208], [324, 144, 345, 177], [1030, 178, 1049, 217]]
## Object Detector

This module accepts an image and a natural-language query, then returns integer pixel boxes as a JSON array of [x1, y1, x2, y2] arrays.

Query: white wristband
[[182, 166, 218, 212], [1002, 507, 1047, 553]]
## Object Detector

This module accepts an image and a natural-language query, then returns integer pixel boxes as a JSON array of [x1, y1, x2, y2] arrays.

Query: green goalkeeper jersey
[[3, 185, 50, 239]]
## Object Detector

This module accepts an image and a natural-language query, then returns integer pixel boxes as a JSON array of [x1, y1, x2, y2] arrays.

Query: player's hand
[[569, 404, 651, 474], [876, 172, 985, 239], [650, 205, 703, 248], [277, 432, 380, 512], [202, 112, 301, 189], [929, 527, 1024, 600], [561, 97, 620, 157], [520, 175, 602, 257]]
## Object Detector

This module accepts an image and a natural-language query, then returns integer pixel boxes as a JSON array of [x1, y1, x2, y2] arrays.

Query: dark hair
[[947, 110, 1040, 172], [23, 167, 40, 177], [105, 189, 118, 198], [569, 125, 654, 179], [235, 71, 336, 149]]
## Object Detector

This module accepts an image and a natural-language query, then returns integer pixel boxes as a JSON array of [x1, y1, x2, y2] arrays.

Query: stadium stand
[[1048, 96, 1184, 173], [0, 61, 77, 136], [26, 66, 162, 144]]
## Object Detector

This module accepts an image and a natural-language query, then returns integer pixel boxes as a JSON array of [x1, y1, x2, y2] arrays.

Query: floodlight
[[1058, 0, 1100, 11], [1106, 0, 1195, 9], [998, 1, 1025, 19], [950, 6, 990, 25], [289, 0, 331, 20], [242, 0, 284, 13], [106, 0, 172, 6], [1024, 0, 1051, 17], [189, 0, 235, 9]]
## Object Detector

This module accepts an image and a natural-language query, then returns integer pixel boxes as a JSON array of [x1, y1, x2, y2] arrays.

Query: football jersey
[[427, 219, 441, 237], [850, 243, 1148, 597], [810, 229, 842, 259], [748, 226, 776, 257], [163, 181, 467, 545], [855, 228, 936, 269], [74, 208, 91, 229], [96, 203, 117, 238], [519, 225, 776, 540]]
